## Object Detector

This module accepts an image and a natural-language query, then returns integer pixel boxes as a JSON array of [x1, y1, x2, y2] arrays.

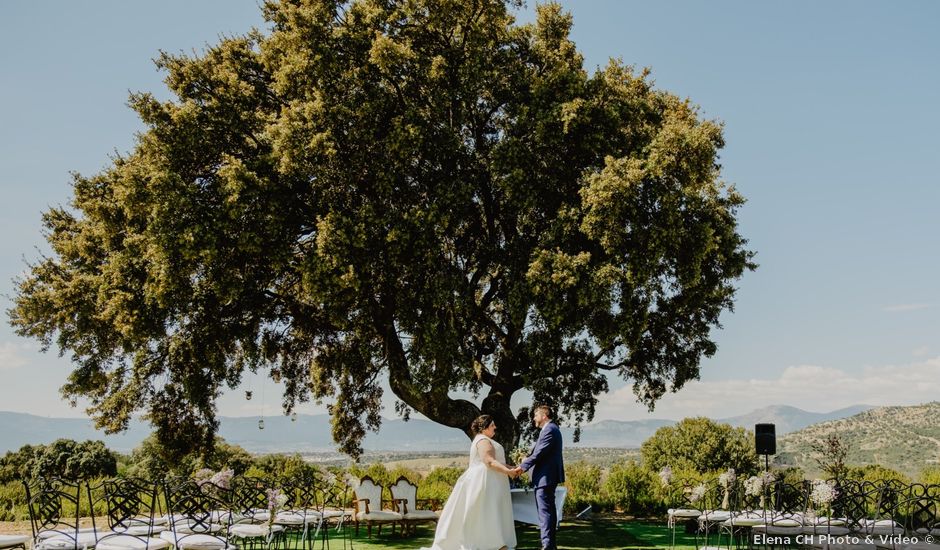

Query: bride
[[422, 414, 518, 550]]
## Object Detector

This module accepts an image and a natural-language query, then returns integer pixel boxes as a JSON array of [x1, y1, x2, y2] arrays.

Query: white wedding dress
[[421, 434, 517, 550]]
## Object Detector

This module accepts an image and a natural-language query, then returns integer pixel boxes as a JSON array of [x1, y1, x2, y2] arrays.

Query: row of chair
[[668, 479, 940, 549], [10, 473, 438, 550]]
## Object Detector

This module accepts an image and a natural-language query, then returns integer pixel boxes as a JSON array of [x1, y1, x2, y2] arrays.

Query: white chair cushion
[[169, 521, 225, 535], [724, 512, 765, 526], [357, 511, 402, 521], [321, 509, 351, 519], [274, 511, 322, 525], [403, 510, 439, 520], [0, 536, 29, 549], [228, 524, 284, 538], [38, 528, 101, 541], [39, 531, 109, 549], [862, 519, 902, 535], [668, 508, 702, 518], [243, 511, 270, 523], [811, 516, 847, 526], [753, 523, 802, 536], [158, 531, 233, 550], [698, 510, 732, 522], [767, 517, 802, 527], [116, 526, 165, 536], [95, 535, 171, 550]]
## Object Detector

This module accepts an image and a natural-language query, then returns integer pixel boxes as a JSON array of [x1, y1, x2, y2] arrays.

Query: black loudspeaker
[[755, 423, 776, 455]]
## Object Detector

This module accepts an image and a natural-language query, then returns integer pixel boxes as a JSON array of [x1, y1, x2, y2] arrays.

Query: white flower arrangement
[[743, 476, 763, 497], [193, 468, 215, 485], [689, 483, 707, 504], [658, 466, 673, 487], [718, 468, 736, 488], [324, 471, 339, 486], [743, 471, 775, 497], [810, 479, 837, 507], [209, 469, 234, 489], [265, 488, 289, 530]]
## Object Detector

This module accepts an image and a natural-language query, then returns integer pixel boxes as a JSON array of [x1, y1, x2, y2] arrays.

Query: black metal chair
[[692, 481, 731, 550], [317, 476, 353, 550], [161, 479, 235, 550], [274, 472, 323, 550], [24, 478, 99, 550], [228, 477, 286, 550], [750, 480, 807, 549], [719, 480, 768, 549], [91, 478, 170, 550]]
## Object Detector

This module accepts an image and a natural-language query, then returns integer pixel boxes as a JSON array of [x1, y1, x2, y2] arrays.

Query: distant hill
[[720, 404, 875, 434], [775, 402, 940, 478], [563, 419, 675, 448], [0, 411, 469, 454], [0, 403, 873, 455]]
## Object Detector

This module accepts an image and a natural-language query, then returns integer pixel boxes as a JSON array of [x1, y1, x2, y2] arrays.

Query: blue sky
[[1, 1, 938, 423]]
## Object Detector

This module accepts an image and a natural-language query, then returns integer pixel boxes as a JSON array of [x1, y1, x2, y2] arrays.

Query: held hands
[[508, 466, 524, 479]]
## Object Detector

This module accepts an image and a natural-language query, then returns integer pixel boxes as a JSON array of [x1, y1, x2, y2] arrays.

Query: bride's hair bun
[[470, 414, 494, 435]]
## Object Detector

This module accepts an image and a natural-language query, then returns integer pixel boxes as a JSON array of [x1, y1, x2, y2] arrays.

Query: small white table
[[510, 486, 567, 526]]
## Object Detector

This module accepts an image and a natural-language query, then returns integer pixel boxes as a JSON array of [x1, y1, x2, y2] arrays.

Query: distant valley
[[0, 402, 877, 454]]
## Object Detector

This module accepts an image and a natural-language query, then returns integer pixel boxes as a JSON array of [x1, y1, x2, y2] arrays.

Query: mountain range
[[0, 402, 875, 454], [776, 401, 940, 478]]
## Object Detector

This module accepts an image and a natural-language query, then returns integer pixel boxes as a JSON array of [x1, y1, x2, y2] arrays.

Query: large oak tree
[[9, 0, 754, 458]]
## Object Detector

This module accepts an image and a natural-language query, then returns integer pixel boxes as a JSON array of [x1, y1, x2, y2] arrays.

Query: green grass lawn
[[285, 518, 698, 550]]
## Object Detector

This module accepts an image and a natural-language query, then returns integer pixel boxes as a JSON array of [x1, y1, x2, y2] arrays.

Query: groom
[[512, 404, 565, 550]]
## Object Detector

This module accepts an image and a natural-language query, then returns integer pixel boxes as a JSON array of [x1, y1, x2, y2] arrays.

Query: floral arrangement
[[743, 475, 764, 497], [718, 468, 736, 509], [718, 468, 736, 488], [510, 447, 529, 466], [210, 469, 234, 489], [192, 468, 234, 490], [658, 466, 673, 487], [266, 488, 289, 531], [689, 483, 707, 504], [810, 479, 838, 507], [324, 471, 339, 486], [193, 468, 215, 485]]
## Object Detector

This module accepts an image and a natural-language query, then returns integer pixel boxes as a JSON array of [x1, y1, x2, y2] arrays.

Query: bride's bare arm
[[477, 439, 515, 476]]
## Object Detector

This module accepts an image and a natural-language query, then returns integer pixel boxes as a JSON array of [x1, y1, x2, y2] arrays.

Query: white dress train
[[421, 434, 517, 550]]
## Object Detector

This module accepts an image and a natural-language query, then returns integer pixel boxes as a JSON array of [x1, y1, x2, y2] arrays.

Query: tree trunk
[[481, 386, 519, 455]]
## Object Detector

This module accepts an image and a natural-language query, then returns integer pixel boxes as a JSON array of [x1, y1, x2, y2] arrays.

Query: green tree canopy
[[9, 0, 753, 458], [0, 440, 118, 481], [641, 417, 757, 475]]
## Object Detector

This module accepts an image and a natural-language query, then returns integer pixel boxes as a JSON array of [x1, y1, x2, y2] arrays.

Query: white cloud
[[594, 357, 940, 421], [0, 341, 30, 370], [912, 346, 930, 357], [882, 303, 931, 312]]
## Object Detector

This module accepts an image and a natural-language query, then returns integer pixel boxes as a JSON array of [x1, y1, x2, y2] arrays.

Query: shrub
[[563, 461, 609, 513], [419, 467, 463, 508], [641, 417, 757, 476], [845, 464, 910, 485], [920, 465, 940, 485], [602, 461, 658, 515]]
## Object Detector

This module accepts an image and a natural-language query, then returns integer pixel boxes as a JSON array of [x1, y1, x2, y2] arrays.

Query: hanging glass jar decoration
[[291, 412, 297, 422], [258, 418, 265, 430], [245, 390, 252, 401]]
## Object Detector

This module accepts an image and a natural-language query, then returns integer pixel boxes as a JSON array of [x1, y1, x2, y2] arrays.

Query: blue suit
[[520, 422, 565, 549]]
